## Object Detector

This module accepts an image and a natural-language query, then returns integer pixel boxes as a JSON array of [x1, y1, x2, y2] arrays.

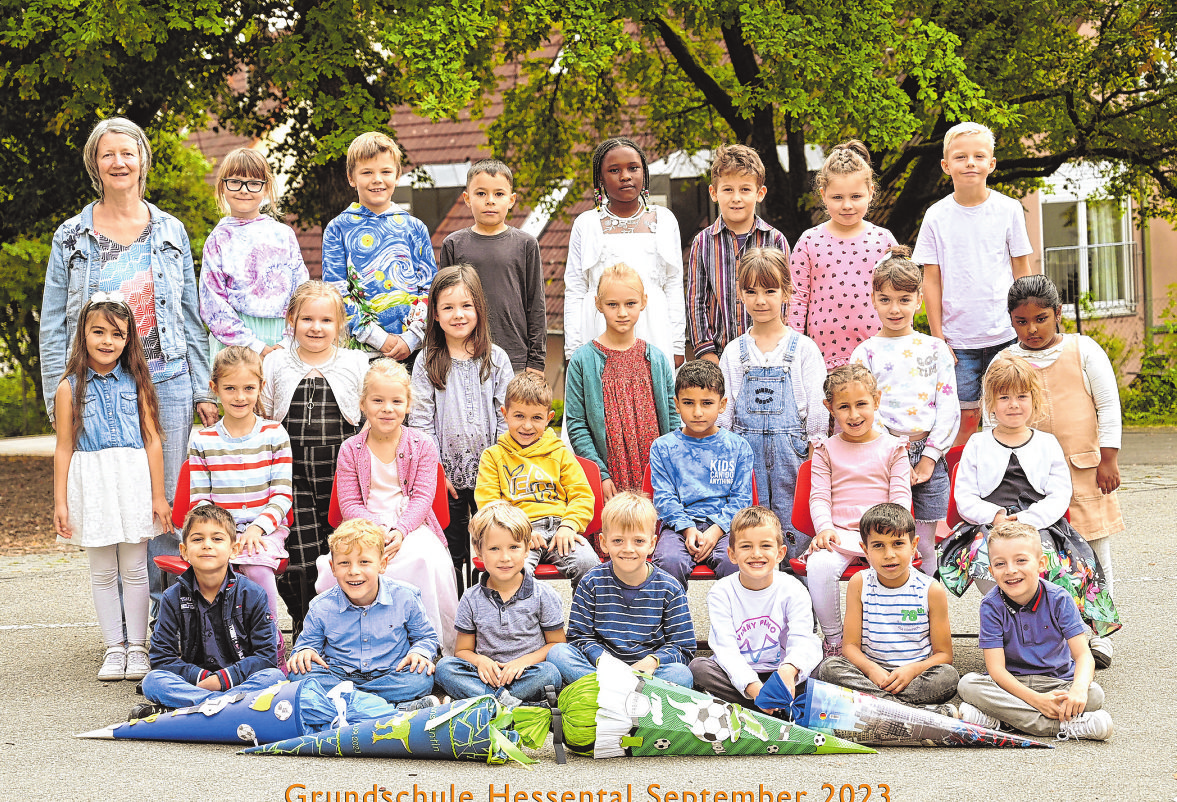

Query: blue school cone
[[242, 695, 532, 765], [76, 679, 403, 746], [757, 674, 1052, 748]]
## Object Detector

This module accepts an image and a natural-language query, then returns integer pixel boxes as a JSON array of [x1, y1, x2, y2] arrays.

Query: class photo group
[[41, 114, 1123, 748]]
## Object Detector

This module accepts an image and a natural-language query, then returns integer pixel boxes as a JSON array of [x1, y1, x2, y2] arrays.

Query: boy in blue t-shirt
[[547, 492, 696, 687], [957, 521, 1112, 740], [649, 360, 755, 588], [322, 131, 437, 359]]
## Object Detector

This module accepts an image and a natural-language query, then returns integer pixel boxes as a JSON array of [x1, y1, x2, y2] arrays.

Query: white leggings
[[1090, 536, 1115, 599], [236, 563, 285, 664], [808, 549, 855, 644], [87, 542, 149, 648], [915, 521, 938, 576]]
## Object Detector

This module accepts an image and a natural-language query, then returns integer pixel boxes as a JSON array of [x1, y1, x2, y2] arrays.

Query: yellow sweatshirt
[[475, 429, 594, 533]]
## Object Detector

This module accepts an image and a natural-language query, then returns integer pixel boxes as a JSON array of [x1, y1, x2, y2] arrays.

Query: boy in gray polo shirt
[[434, 502, 566, 707]]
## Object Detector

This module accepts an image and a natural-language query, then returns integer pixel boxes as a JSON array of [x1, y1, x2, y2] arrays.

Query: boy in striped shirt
[[547, 492, 696, 687], [815, 503, 959, 710]]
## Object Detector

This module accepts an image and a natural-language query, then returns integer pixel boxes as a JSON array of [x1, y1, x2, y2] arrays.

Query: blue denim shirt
[[40, 201, 213, 420], [293, 576, 439, 674], [68, 363, 145, 451]]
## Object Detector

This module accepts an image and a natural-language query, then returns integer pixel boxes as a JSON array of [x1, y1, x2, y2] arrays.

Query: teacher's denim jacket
[[40, 201, 212, 419]]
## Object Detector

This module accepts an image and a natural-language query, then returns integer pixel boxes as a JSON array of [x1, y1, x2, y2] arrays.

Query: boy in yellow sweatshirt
[[476, 373, 600, 587]]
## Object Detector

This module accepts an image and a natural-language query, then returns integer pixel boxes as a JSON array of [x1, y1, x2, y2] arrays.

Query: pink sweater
[[788, 222, 897, 369], [810, 432, 911, 534], [335, 427, 446, 544]]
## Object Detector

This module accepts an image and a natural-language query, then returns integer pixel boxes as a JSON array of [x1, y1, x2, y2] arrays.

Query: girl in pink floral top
[[789, 141, 897, 369], [200, 149, 308, 360]]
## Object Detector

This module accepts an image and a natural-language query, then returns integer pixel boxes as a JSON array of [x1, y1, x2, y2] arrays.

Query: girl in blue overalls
[[718, 248, 829, 564]]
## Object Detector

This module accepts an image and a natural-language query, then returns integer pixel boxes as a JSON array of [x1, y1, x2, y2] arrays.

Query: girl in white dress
[[52, 294, 170, 682], [563, 137, 685, 369]]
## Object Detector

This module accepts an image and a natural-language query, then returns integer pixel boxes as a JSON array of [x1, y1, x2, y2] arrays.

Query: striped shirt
[[860, 568, 933, 666], [566, 563, 696, 666], [686, 216, 790, 358], [187, 418, 294, 535]]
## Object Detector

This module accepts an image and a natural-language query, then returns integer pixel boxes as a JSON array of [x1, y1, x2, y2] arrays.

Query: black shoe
[[128, 702, 170, 721], [134, 681, 144, 696]]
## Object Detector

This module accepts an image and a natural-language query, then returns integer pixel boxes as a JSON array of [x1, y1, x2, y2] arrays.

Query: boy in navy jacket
[[135, 505, 283, 717]]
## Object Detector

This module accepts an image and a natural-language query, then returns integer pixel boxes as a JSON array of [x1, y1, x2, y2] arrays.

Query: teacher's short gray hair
[[83, 117, 153, 200]]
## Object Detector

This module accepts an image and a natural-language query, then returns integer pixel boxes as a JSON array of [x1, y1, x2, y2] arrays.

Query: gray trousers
[[815, 656, 960, 705], [957, 671, 1105, 737], [689, 656, 774, 708], [525, 517, 600, 589]]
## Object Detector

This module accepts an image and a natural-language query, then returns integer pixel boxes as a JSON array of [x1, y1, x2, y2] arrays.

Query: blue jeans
[[545, 643, 694, 688], [953, 338, 1016, 409], [908, 436, 950, 521], [434, 656, 562, 702], [651, 522, 737, 589], [299, 662, 435, 706], [142, 667, 286, 709], [147, 373, 192, 616]]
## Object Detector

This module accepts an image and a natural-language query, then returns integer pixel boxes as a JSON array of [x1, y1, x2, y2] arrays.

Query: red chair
[[944, 444, 965, 475], [471, 456, 607, 581], [788, 460, 921, 577], [155, 460, 292, 577], [329, 462, 449, 530]]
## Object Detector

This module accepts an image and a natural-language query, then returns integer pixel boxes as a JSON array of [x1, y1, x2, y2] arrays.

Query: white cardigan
[[562, 205, 685, 360], [261, 345, 370, 426], [956, 429, 1072, 530]]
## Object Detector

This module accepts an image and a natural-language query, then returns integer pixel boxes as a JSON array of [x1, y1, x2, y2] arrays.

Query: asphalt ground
[[1, 435, 1175, 801]]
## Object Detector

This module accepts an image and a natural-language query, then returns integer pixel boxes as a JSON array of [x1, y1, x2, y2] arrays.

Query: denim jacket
[[40, 201, 212, 419]]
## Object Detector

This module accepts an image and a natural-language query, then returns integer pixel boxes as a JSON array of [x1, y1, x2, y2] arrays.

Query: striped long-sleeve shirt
[[686, 216, 790, 359], [566, 563, 696, 666], [187, 418, 293, 535]]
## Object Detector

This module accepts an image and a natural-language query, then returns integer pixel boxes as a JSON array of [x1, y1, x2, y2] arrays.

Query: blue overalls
[[731, 333, 811, 563]]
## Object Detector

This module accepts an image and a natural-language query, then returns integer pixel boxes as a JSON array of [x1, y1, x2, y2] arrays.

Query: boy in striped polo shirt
[[815, 503, 959, 709], [547, 492, 696, 687]]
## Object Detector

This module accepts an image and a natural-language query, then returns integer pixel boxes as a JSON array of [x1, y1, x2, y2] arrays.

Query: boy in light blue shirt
[[649, 360, 755, 588], [288, 520, 439, 710]]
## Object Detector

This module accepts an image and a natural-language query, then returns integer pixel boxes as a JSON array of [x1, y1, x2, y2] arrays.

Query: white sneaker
[[98, 647, 126, 681], [1089, 637, 1113, 669], [1058, 710, 1113, 741], [124, 645, 150, 681], [959, 702, 1003, 730], [398, 694, 440, 713]]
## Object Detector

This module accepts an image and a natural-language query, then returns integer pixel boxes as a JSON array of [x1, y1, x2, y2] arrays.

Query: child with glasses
[[200, 148, 309, 361]]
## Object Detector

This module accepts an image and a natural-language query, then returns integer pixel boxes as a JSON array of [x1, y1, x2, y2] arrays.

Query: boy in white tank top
[[815, 503, 959, 708]]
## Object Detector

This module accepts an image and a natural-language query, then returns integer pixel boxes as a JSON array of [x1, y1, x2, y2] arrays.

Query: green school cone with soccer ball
[[506, 654, 872, 758]]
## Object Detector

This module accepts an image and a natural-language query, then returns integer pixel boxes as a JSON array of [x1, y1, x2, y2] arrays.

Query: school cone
[[76, 679, 419, 747], [755, 675, 1053, 748], [507, 654, 872, 758], [241, 695, 533, 765]]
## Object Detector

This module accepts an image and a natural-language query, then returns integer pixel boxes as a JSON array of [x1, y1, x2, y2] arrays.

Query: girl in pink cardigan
[[320, 359, 458, 655], [805, 363, 911, 657]]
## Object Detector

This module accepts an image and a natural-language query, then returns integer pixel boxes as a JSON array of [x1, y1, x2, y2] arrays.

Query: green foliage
[[148, 132, 220, 267], [0, 371, 51, 437], [549, 399, 564, 430], [1122, 286, 1177, 425]]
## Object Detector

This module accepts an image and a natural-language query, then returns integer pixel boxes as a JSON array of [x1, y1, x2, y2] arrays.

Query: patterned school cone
[[758, 675, 1053, 748], [242, 695, 532, 765], [507, 654, 873, 758]]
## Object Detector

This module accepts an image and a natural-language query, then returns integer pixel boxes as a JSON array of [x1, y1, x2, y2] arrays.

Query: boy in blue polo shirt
[[435, 502, 566, 707], [957, 521, 1112, 740], [288, 520, 440, 710]]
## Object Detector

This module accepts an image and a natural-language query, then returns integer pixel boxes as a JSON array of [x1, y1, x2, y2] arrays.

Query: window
[[1040, 165, 1136, 315]]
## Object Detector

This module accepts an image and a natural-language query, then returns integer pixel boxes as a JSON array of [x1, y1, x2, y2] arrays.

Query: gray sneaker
[[398, 694, 440, 713], [1089, 637, 1113, 669], [495, 689, 525, 710], [1058, 710, 1113, 741], [923, 703, 959, 719], [98, 647, 126, 682]]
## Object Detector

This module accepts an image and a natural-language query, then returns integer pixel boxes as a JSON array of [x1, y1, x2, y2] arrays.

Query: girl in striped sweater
[[188, 346, 293, 665]]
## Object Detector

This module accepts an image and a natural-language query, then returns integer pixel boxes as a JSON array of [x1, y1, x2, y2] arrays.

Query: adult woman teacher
[[40, 117, 218, 616]]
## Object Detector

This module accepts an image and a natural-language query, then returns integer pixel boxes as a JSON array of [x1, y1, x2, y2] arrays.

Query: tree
[[482, 0, 1177, 242]]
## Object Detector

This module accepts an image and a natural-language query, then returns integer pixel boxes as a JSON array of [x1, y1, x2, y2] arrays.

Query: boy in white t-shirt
[[913, 122, 1033, 447], [689, 506, 821, 709]]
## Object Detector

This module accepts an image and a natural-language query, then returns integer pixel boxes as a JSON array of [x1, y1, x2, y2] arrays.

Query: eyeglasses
[[222, 178, 267, 193], [90, 291, 127, 305]]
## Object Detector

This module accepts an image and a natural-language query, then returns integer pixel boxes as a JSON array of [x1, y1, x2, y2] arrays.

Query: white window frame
[[1039, 163, 1137, 317]]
